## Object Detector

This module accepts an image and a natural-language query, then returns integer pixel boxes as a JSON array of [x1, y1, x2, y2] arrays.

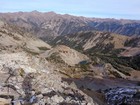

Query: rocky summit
[[0, 12, 139, 105]]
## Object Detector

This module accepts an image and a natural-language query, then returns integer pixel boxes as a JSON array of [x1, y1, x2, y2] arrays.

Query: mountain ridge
[[1, 10, 140, 21], [0, 11, 140, 38]]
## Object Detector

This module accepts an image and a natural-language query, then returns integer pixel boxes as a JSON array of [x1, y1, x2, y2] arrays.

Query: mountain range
[[0, 11, 140, 40], [0, 11, 140, 105]]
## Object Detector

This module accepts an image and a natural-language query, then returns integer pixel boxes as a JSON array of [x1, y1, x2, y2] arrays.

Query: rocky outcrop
[[103, 87, 140, 105], [0, 46, 91, 104]]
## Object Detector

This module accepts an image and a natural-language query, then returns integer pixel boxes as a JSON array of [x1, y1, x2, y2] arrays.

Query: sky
[[0, 0, 140, 20]]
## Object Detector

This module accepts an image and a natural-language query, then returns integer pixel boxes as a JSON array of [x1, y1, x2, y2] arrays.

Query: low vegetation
[[23, 48, 39, 55], [38, 47, 50, 51], [46, 52, 65, 64]]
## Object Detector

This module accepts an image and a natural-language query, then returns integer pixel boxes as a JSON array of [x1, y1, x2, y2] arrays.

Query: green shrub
[[38, 47, 50, 51], [46, 53, 65, 64]]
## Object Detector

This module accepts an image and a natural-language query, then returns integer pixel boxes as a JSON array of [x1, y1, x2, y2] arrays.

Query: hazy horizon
[[0, 0, 140, 20]]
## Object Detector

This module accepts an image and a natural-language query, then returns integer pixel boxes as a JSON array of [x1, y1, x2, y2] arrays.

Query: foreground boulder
[[103, 87, 140, 105]]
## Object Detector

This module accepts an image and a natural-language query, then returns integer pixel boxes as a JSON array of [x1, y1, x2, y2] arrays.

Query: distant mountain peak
[[31, 10, 40, 13], [46, 11, 57, 15]]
